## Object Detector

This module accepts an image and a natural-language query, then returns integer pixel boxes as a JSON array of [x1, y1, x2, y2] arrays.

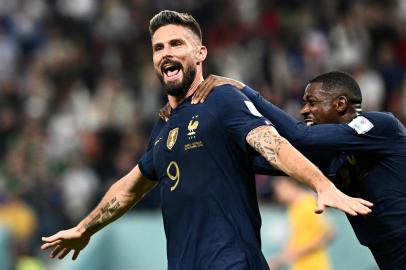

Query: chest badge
[[167, 128, 179, 150], [187, 115, 199, 139]]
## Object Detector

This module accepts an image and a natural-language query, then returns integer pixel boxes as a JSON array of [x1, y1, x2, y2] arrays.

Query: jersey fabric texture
[[139, 85, 271, 270], [243, 86, 406, 269]]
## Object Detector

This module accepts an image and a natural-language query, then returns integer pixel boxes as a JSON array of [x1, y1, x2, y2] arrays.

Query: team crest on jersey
[[187, 115, 199, 139], [167, 128, 179, 150]]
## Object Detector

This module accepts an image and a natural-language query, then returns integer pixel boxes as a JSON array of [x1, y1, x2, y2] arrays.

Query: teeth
[[304, 119, 314, 126], [163, 66, 180, 76], [161, 62, 181, 75]]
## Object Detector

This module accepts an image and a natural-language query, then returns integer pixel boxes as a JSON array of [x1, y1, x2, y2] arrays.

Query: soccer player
[[192, 72, 406, 269], [41, 12, 372, 270], [269, 177, 334, 270]]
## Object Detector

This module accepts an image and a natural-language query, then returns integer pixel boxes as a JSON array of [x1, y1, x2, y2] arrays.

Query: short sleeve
[[214, 84, 272, 151], [138, 149, 158, 181], [137, 118, 166, 181]]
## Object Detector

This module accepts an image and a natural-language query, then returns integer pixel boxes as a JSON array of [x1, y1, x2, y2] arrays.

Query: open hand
[[41, 227, 90, 260], [315, 181, 373, 216]]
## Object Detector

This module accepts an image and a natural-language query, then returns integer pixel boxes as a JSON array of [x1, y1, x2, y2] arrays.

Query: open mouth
[[161, 62, 183, 81], [304, 118, 315, 126]]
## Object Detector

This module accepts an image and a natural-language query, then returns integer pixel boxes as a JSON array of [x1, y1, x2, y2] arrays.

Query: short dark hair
[[309, 71, 362, 106], [149, 10, 202, 42]]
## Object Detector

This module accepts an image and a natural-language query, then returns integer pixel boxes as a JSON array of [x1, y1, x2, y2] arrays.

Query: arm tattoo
[[85, 196, 121, 234], [247, 126, 287, 170]]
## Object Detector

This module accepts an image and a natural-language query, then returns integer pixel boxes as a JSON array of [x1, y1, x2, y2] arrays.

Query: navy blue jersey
[[139, 85, 271, 270], [243, 86, 406, 247]]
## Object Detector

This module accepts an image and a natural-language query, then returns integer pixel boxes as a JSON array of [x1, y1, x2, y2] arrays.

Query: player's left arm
[[246, 125, 372, 216], [41, 165, 157, 260]]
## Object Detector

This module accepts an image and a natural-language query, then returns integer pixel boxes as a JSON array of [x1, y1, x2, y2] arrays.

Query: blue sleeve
[[138, 118, 165, 181], [214, 84, 272, 152], [242, 86, 396, 154], [242, 86, 307, 143]]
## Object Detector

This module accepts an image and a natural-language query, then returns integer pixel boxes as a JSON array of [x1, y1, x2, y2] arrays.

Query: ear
[[196, 45, 207, 65], [336, 96, 349, 114]]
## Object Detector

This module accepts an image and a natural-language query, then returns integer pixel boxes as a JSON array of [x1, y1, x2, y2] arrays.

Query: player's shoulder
[[361, 112, 402, 129], [350, 112, 404, 135], [209, 84, 248, 101], [362, 111, 397, 122]]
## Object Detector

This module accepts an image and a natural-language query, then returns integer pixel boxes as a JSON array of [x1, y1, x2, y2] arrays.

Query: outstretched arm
[[41, 165, 157, 260], [246, 125, 372, 216]]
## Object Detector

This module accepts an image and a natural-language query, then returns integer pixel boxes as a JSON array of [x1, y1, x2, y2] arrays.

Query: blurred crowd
[[0, 0, 405, 267]]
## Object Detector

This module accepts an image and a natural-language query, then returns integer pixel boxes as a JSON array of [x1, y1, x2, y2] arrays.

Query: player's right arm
[[212, 84, 372, 216], [246, 125, 372, 216], [41, 165, 157, 260]]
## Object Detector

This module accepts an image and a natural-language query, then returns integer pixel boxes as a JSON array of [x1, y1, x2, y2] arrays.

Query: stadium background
[[0, 0, 405, 269]]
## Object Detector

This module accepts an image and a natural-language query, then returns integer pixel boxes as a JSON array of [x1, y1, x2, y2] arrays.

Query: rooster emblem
[[187, 115, 199, 137]]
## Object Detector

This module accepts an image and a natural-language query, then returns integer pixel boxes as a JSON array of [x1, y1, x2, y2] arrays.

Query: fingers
[[343, 196, 372, 216], [317, 195, 360, 216], [158, 103, 171, 122], [72, 250, 81, 260], [58, 248, 71, 259], [318, 185, 373, 216], [335, 200, 371, 216], [350, 201, 372, 215], [192, 76, 211, 103], [314, 199, 325, 214], [41, 239, 62, 250], [343, 205, 358, 216], [356, 198, 374, 207], [158, 110, 168, 122], [41, 233, 61, 243], [50, 245, 65, 258], [192, 76, 216, 104]]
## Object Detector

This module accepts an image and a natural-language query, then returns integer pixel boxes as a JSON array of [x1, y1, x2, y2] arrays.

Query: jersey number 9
[[166, 161, 180, 191]]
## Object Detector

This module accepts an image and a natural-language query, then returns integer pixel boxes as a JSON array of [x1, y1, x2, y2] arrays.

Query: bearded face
[[152, 24, 205, 99], [157, 58, 196, 97]]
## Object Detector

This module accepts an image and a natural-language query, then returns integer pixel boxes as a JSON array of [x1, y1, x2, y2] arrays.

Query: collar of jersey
[[171, 95, 193, 114]]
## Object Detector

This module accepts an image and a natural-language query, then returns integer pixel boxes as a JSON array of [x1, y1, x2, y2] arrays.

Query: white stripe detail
[[244, 101, 263, 117]]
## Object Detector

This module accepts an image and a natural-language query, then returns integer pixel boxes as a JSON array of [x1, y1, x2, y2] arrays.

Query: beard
[[158, 61, 196, 98]]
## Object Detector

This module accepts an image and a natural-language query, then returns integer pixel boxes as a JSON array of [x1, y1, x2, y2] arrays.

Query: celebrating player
[[41, 12, 372, 270], [191, 72, 406, 269]]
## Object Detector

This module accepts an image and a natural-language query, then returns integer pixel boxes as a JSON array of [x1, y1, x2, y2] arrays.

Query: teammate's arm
[[246, 125, 372, 216], [192, 75, 390, 152], [41, 165, 157, 260]]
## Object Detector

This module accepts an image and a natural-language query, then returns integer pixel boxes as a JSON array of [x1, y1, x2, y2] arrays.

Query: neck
[[168, 70, 203, 108], [340, 111, 358, 124]]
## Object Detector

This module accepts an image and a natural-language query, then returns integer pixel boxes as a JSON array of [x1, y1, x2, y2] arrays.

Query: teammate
[[41, 12, 372, 270], [191, 72, 406, 269]]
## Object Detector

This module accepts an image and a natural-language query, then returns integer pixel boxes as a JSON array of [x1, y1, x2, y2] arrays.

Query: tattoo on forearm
[[84, 197, 121, 234], [247, 126, 287, 169]]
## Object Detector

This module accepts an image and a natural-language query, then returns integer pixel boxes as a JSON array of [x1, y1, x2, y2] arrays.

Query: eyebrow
[[152, 38, 187, 50]]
